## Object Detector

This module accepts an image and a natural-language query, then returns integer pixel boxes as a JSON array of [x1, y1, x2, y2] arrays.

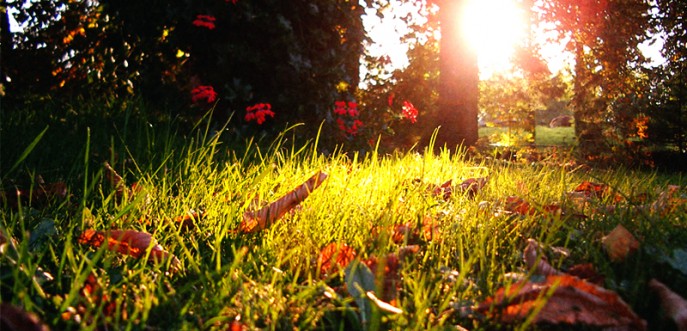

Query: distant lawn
[[479, 125, 576, 147]]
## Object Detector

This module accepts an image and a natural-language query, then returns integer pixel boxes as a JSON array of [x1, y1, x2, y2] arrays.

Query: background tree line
[[1, 0, 685, 165]]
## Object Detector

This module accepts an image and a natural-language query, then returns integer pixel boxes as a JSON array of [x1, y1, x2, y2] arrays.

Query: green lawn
[[479, 125, 576, 146], [1, 113, 686, 330]]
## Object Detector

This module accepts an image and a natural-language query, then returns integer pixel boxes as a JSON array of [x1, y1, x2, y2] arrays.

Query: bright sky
[[362, 0, 665, 81]]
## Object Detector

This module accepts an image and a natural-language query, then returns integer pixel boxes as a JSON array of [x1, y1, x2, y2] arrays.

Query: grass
[[479, 125, 576, 147], [1, 107, 686, 330]]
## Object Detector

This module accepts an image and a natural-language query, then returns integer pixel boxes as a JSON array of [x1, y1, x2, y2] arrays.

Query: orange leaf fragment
[[103, 162, 141, 198], [173, 209, 205, 230], [573, 180, 623, 202], [476, 275, 646, 330], [317, 242, 357, 277], [239, 171, 327, 233], [505, 196, 536, 216], [78, 229, 179, 268], [649, 279, 687, 330], [602, 224, 640, 262]]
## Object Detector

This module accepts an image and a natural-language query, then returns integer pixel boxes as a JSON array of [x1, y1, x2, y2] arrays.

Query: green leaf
[[660, 248, 687, 276], [345, 260, 376, 325]]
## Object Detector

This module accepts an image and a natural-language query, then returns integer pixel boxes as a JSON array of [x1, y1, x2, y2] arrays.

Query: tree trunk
[[432, 0, 479, 152]]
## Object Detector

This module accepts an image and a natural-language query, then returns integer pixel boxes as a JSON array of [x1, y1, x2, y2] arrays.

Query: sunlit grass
[[1, 108, 685, 330], [479, 125, 576, 147]]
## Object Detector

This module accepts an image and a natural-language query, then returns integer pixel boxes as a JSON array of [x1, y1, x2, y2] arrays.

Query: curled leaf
[[239, 171, 327, 233], [78, 229, 179, 270], [649, 279, 687, 330], [523, 239, 561, 276]]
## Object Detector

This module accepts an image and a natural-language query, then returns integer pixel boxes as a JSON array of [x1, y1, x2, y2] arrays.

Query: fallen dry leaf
[[458, 177, 487, 199], [602, 224, 640, 262], [0, 303, 50, 331], [573, 181, 623, 202], [61, 272, 123, 323], [649, 279, 687, 330], [504, 196, 536, 216], [566, 263, 604, 286], [239, 171, 327, 233], [523, 239, 561, 276], [475, 275, 646, 330], [103, 162, 142, 198], [318, 242, 357, 278], [78, 229, 179, 269], [173, 209, 205, 230]]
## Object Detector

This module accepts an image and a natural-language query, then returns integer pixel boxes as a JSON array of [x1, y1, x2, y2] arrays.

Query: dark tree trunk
[[432, 0, 479, 152]]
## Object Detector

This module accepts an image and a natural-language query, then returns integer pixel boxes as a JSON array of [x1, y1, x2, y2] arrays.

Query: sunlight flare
[[460, 0, 528, 77]]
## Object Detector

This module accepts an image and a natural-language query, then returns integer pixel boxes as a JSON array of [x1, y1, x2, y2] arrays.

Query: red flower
[[193, 15, 216, 30], [402, 100, 418, 124], [334, 101, 347, 115], [226, 0, 238, 3], [388, 93, 395, 107], [191, 85, 218, 104], [245, 103, 275, 125], [333, 100, 362, 137]]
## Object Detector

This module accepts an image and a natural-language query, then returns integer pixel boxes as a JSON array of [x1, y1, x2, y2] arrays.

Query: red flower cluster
[[245, 103, 275, 125], [401, 100, 418, 124], [334, 101, 363, 136], [226, 0, 238, 3], [193, 15, 216, 30], [191, 85, 218, 104]]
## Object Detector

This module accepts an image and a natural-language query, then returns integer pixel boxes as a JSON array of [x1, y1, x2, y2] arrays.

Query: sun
[[460, 0, 528, 78]]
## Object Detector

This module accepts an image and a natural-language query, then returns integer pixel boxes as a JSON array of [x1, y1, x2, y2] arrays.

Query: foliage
[[533, 0, 653, 164], [2, 0, 366, 144], [645, 0, 687, 155]]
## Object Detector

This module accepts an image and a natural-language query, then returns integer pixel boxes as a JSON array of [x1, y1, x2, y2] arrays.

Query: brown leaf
[[431, 179, 453, 200], [0, 303, 50, 331], [239, 171, 327, 233], [103, 162, 141, 198], [317, 242, 357, 277], [602, 224, 640, 262], [173, 209, 205, 231], [504, 196, 536, 216], [475, 275, 646, 330], [566, 263, 604, 285], [573, 180, 623, 202], [78, 229, 179, 269], [523, 239, 561, 276], [61, 272, 125, 324], [458, 177, 487, 199], [649, 279, 687, 330]]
